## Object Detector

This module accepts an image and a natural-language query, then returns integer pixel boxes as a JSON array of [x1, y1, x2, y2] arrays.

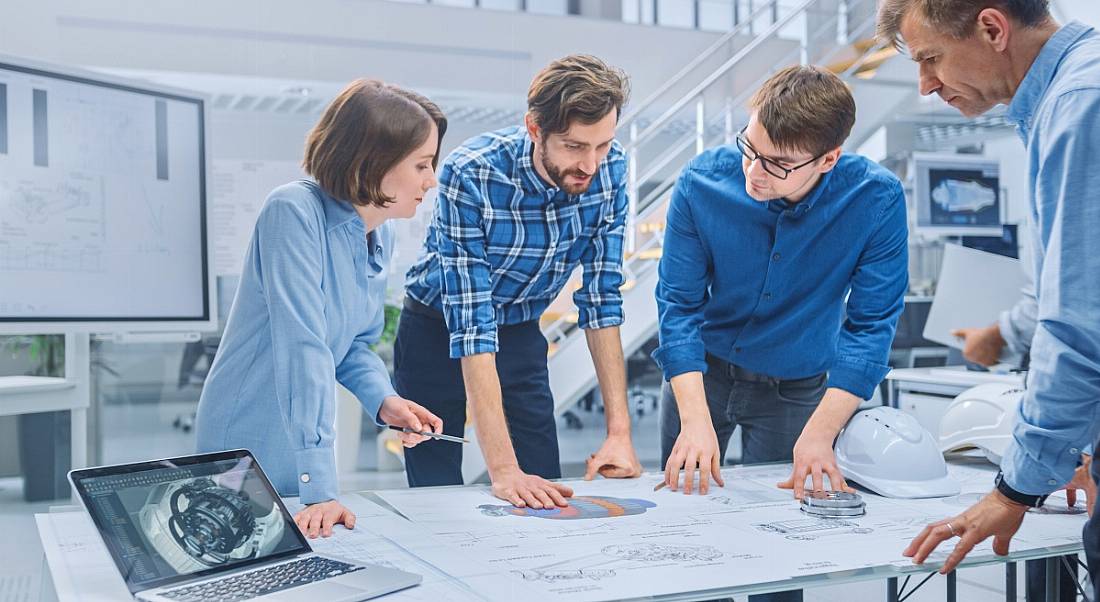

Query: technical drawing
[[512, 543, 723, 583], [138, 477, 285, 573], [708, 487, 789, 507], [3, 172, 103, 226], [477, 496, 656, 520], [753, 518, 873, 541], [601, 543, 722, 562], [516, 568, 617, 582]]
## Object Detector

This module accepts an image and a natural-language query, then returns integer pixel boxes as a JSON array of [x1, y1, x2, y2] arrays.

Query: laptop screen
[[70, 450, 310, 594]]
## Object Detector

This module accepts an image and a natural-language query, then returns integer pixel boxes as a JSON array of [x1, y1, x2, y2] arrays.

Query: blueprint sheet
[[374, 462, 1088, 601]]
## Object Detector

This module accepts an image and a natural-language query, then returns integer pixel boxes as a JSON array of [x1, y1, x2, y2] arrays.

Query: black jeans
[[660, 353, 826, 602], [394, 298, 561, 487]]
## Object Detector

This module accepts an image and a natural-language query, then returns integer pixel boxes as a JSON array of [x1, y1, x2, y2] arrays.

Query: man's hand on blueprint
[[904, 489, 1028, 574], [663, 420, 726, 495], [585, 434, 643, 480], [778, 429, 855, 499], [491, 465, 574, 509]]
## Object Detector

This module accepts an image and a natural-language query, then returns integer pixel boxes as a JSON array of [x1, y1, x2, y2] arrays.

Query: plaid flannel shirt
[[405, 125, 629, 359]]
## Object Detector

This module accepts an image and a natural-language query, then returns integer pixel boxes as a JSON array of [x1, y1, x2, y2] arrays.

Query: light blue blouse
[[196, 180, 396, 504]]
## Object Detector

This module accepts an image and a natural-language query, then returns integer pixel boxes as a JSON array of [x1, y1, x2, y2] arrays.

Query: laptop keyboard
[[159, 556, 363, 602]]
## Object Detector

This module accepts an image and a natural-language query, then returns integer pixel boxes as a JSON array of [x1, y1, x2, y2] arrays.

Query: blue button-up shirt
[[999, 21, 1100, 496], [405, 126, 628, 358], [652, 148, 908, 400], [196, 180, 396, 504]]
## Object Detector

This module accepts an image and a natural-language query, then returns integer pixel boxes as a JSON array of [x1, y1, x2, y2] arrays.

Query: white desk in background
[[885, 366, 1025, 437], [34, 460, 1085, 602]]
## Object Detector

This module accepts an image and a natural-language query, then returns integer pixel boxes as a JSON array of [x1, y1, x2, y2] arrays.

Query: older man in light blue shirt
[[877, 0, 1100, 589]]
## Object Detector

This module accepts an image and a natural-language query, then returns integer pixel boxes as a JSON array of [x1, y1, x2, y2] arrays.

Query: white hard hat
[[938, 383, 1023, 465], [834, 406, 960, 498]]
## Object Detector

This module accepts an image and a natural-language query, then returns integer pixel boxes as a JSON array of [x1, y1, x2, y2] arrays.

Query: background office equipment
[[68, 450, 421, 601], [0, 56, 214, 334], [922, 244, 1027, 350], [0, 55, 214, 501], [911, 153, 1004, 238]]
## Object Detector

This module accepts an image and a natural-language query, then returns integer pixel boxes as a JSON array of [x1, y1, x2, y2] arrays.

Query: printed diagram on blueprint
[[374, 462, 1088, 601], [477, 496, 655, 520]]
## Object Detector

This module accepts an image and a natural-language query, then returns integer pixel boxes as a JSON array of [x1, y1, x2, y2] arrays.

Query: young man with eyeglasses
[[653, 67, 907, 602]]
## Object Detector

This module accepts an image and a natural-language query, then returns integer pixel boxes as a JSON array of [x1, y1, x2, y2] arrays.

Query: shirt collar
[[768, 166, 835, 217], [516, 130, 567, 201], [308, 179, 365, 232], [1006, 21, 1093, 137]]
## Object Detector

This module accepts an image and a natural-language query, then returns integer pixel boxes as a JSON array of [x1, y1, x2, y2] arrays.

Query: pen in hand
[[388, 425, 468, 443]]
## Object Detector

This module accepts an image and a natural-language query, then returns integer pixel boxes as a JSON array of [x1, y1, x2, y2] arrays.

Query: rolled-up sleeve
[[828, 185, 909, 400], [255, 198, 338, 504], [435, 164, 498, 358], [574, 171, 628, 330], [1001, 90, 1100, 495], [652, 168, 713, 381]]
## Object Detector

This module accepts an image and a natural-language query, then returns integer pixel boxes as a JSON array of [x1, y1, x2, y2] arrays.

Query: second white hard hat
[[938, 383, 1023, 465], [834, 406, 960, 498]]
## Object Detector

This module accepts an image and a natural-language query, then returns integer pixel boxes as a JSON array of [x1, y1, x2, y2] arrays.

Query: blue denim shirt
[[404, 126, 628, 358], [196, 180, 396, 504], [652, 148, 908, 400], [999, 21, 1100, 495]]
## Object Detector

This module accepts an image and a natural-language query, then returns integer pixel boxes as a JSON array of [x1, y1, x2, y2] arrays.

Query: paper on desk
[[35, 512, 131, 602], [923, 244, 1027, 349], [375, 463, 1087, 600]]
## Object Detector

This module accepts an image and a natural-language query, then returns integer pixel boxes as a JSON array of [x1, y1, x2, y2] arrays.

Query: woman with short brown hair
[[197, 79, 447, 537]]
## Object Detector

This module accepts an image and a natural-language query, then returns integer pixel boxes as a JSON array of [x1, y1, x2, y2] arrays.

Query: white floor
[[0, 400, 1086, 601]]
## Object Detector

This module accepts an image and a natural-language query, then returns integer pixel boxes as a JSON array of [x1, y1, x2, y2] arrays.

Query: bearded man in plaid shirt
[[395, 54, 643, 508]]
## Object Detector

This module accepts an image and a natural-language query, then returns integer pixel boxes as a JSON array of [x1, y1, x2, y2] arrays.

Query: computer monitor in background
[[912, 153, 1004, 237], [961, 224, 1019, 259], [0, 55, 214, 334]]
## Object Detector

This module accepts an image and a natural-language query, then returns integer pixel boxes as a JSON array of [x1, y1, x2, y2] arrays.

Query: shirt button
[[1048, 479, 1058, 486], [1070, 448, 1080, 455], [772, 253, 781, 261], [763, 292, 772, 300], [735, 347, 742, 353], [300, 473, 311, 484]]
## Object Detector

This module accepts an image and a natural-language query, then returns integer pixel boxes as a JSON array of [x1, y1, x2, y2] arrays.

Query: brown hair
[[749, 65, 856, 158], [303, 79, 447, 207], [527, 54, 630, 135], [877, 0, 1051, 50]]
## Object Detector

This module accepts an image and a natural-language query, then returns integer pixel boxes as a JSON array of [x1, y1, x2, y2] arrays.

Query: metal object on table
[[799, 490, 866, 518]]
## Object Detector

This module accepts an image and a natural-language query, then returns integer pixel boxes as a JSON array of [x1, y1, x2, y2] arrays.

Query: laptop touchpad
[[266, 581, 367, 601]]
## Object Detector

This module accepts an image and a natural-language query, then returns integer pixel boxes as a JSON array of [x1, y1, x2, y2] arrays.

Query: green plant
[[1, 335, 65, 377]]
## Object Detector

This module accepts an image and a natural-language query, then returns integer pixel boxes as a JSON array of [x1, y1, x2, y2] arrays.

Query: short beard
[[540, 140, 593, 196]]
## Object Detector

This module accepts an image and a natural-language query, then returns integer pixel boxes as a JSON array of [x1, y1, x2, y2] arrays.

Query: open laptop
[[69, 449, 421, 602]]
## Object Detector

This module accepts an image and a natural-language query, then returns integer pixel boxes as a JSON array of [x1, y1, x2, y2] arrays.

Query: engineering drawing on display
[[932, 178, 996, 213], [514, 543, 723, 583], [138, 477, 285, 573], [477, 496, 656, 520]]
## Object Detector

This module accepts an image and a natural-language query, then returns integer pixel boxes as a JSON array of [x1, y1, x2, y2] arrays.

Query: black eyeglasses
[[735, 128, 823, 180]]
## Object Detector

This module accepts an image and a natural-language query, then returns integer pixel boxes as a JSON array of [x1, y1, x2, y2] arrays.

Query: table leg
[[1005, 561, 1017, 602]]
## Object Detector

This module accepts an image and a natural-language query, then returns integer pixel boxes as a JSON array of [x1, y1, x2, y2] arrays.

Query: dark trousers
[[660, 353, 826, 602], [393, 298, 561, 487], [1086, 437, 1100, 602]]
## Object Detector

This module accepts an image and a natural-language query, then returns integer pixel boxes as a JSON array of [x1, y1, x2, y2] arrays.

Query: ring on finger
[[946, 522, 958, 537]]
